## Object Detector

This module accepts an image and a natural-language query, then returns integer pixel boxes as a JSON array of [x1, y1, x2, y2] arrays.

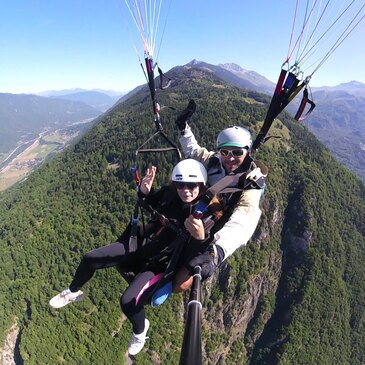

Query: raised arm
[[139, 166, 157, 196], [179, 124, 214, 162]]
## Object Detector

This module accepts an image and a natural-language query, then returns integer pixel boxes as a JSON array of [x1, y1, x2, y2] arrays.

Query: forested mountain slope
[[0, 67, 364, 365]]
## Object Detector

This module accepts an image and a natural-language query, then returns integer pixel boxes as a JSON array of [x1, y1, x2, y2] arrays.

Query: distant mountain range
[[312, 81, 365, 96], [183, 60, 365, 98], [38, 89, 125, 112], [38, 88, 125, 98], [184, 60, 275, 94], [0, 93, 101, 153], [305, 86, 365, 180], [1, 63, 364, 182], [176, 60, 365, 181]]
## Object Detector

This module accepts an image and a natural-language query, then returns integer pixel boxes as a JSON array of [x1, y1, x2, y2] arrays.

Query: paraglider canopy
[[124, 0, 172, 60], [285, 0, 365, 78], [122, 0, 173, 131]]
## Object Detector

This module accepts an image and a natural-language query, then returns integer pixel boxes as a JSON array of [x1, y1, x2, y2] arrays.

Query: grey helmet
[[171, 159, 207, 185], [217, 126, 252, 150]]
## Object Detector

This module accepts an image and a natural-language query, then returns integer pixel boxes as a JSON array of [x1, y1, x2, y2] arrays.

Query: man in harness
[[174, 118, 268, 287]]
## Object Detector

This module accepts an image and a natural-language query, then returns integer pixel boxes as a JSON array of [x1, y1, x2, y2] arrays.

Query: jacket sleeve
[[213, 187, 263, 261], [179, 124, 214, 163], [142, 186, 170, 210]]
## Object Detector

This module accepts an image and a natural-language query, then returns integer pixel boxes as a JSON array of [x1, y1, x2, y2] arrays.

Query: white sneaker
[[128, 319, 150, 356], [49, 288, 84, 308]]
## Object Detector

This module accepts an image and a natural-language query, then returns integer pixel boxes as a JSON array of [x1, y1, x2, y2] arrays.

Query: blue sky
[[1, 0, 365, 94]]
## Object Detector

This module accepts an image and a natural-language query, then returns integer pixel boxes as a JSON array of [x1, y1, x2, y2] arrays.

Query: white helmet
[[171, 159, 207, 185], [217, 126, 252, 150]]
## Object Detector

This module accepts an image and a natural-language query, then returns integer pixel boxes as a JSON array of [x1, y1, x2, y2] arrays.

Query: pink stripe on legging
[[135, 273, 164, 305]]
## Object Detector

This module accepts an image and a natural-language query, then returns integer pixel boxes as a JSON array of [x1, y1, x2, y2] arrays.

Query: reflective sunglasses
[[174, 181, 200, 190], [219, 148, 247, 157]]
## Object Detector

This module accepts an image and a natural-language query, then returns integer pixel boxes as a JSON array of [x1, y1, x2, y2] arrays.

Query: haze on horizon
[[1, 1, 365, 94]]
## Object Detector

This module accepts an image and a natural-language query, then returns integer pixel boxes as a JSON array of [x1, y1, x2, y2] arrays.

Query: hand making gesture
[[140, 166, 157, 195]]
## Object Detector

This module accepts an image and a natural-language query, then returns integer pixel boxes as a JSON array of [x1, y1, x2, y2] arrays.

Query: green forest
[[0, 67, 364, 364]]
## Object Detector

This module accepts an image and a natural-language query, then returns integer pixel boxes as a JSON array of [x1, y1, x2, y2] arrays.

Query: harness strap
[[252, 68, 310, 151], [138, 147, 180, 153], [158, 66, 172, 90], [193, 157, 268, 218], [294, 87, 316, 121], [128, 216, 139, 253], [150, 232, 189, 295], [136, 130, 182, 159]]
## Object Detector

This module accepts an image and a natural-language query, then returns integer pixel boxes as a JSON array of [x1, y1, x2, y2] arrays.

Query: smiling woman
[[48, 159, 213, 357]]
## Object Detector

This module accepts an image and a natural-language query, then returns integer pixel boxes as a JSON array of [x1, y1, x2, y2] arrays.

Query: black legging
[[69, 241, 137, 292], [68, 242, 165, 334], [120, 271, 162, 334]]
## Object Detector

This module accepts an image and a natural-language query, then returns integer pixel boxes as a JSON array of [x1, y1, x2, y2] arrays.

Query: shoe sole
[[49, 293, 84, 309]]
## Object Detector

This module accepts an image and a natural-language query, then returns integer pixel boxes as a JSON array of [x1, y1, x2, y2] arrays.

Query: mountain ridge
[[37, 88, 125, 98], [0, 65, 364, 364], [48, 91, 119, 112], [1, 60, 364, 187]]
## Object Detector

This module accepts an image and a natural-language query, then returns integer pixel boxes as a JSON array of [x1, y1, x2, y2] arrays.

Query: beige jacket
[[179, 124, 267, 261]]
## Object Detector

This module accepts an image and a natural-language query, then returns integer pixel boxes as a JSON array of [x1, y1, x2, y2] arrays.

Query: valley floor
[[0, 119, 94, 191]]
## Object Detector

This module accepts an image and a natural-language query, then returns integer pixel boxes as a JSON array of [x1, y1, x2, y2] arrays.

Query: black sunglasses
[[219, 149, 246, 157], [174, 181, 200, 190]]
